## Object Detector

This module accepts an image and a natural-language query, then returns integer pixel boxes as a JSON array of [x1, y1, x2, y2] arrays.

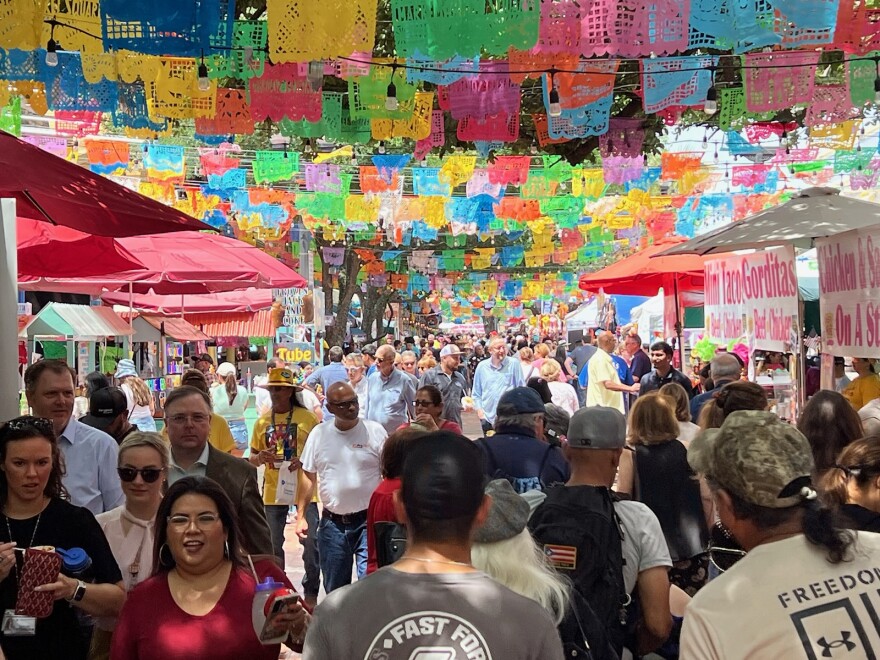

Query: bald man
[[365, 345, 416, 434], [295, 382, 388, 592], [586, 332, 638, 413]]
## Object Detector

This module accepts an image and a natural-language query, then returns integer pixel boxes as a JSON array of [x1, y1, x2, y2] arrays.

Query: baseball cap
[[401, 432, 485, 522], [80, 387, 127, 432], [567, 406, 626, 449], [495, 387, 546, 416], [688, 410, 815, 509], [216, 362, 236, 378], [440, 344, 462, 358]]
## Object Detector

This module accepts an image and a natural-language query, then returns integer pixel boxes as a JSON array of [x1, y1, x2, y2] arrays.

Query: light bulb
[[378, 141, 386, 154], [45, 38, 58, 67], [703, 86, 717, 115], [548, 88, 562, 118], [197, 61, 210, 92], [385, 82, 398, 111]]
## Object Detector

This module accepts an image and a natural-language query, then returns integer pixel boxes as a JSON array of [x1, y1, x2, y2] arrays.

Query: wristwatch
[[66, 580, 86, 603]]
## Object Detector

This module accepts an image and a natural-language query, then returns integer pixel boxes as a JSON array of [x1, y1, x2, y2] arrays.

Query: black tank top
[[634, 441, 709, 561]]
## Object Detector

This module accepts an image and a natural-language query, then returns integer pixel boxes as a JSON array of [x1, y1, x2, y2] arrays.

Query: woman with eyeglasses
[[823, 436, 880, 532], [399, 386, 462, 434], [111, 477, 308, 659], [90, 433, 169, 660], [0, 417, 125, 660]]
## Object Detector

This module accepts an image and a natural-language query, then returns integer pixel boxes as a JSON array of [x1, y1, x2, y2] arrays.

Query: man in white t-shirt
[[681, 410, 880, 659], [587, 332, 638, 413], [295, 382, 387, 593]]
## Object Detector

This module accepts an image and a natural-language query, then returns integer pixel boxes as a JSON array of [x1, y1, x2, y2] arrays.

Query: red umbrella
[[0, 130, 211, 236], [17, 218, 143, 277], [100, 288, 275, 313], [578, 237, 707, 296], [18, 231, 307, 294]]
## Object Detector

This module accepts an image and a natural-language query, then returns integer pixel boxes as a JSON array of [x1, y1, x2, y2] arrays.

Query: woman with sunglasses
[[90, 433, 169, 659], [400, 386, 462, 434], [111, 477, 308, 659], [0, 417, 124, 660]]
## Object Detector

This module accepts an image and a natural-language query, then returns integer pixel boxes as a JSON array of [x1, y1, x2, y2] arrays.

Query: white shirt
[[352, 378, 368, 418], [677, 421, 700, 445], [168, 443, 210, 484], [681, 532, 880, 660], [121, 382, 152, 421], [301, 419, 386, 514], [548, 381, 579, 416]]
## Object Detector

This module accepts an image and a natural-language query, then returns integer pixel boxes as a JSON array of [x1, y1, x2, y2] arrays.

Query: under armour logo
[[817, 631, 857, 657]]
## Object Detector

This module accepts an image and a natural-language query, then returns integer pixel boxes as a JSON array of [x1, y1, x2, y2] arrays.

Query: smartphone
[[260, 592, 300, 641]]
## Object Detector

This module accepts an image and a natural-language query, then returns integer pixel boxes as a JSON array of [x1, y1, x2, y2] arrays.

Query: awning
[[187, 310, 275, 339], [26, 303, 133, 341], [138, 315, 212, 342]]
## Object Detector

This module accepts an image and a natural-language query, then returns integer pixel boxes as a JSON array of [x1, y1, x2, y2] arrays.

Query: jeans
[[317, 510, 368, 593], [266, 502, 321, 597], [227, 419, 248, 450]]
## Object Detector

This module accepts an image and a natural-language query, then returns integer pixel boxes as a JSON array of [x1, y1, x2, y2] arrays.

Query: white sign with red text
[[818, 227, 880, 358], [704, 245, 798, 351]]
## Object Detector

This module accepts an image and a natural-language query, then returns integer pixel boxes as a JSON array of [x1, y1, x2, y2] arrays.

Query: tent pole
[[0, 200, 20, 420], [674, 278, 684, 370], [128, 282, 133, 328]]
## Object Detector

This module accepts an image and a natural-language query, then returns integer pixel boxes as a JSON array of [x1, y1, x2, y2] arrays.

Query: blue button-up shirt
[[59, 418, 124, 516], [365, 368, 416, 434], [167, 442, 210, 486], [305, 362, 350, 419], [472, 357, 525, 424]]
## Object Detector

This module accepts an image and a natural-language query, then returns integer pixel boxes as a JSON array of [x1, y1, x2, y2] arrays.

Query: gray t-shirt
[[303, 568, 565, 659]]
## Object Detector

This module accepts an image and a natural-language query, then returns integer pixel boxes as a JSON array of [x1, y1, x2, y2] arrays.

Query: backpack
[[374, 522, 407, 568], [480, 438, 555, 494], [528, 486, 630, 655]]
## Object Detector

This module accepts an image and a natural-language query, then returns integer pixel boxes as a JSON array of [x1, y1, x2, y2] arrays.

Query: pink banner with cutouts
[[441, 62, 521, 120], [744, 51, 821, 113], [248, 62, 322, 122], [488, 156, 531, 186]]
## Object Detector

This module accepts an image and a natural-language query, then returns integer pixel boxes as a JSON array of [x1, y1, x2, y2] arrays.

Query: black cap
[[496, 387, 546, 416], [80, 387, 127, 432], [402, 432, 484, 522]]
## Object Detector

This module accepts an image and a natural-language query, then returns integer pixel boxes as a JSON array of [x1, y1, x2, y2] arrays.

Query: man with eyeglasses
[[418, 344, 468, 428], [295, 382, 387, 593], [24, 359, 123, 515], [472, 336, 525, 433], [163, 386, 272, 556], [399, 350, 420, 380], [365, 345, 416, 435]]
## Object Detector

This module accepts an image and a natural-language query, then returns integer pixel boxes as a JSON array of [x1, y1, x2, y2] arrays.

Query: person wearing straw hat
[[681, 411, 880, 659], [250, 368, 321, 606]]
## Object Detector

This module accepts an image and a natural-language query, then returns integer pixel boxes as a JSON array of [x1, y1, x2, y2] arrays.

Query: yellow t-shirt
[[586, 349, 625, 413], [842, 374, 880, 410], [161, 415, 235, 454], [251, 408, 319, 506]]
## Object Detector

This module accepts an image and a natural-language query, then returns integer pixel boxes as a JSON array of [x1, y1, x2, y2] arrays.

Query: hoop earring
[[159, 543, 174, 568], [224, 540, 230, 559]]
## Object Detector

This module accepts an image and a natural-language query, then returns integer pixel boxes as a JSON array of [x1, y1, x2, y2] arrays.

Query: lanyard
[[5, 511, 42, 583], [267, 407, 295, 455]]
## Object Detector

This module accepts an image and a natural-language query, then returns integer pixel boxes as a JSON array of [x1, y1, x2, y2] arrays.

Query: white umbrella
[[659, 188, 880, 256]]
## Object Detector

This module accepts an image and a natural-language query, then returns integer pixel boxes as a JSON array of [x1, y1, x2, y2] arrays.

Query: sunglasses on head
[[117, 467, 164, 483]]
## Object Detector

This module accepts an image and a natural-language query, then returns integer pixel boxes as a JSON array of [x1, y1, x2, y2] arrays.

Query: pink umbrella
[[19, 231, 307, 294], [101, 289, 275, 313]]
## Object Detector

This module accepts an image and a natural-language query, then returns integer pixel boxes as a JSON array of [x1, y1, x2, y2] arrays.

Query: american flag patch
[[544, 544, 577, 570]]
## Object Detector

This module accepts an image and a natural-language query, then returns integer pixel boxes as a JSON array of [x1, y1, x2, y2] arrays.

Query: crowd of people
[[4, 327, 880, 659]]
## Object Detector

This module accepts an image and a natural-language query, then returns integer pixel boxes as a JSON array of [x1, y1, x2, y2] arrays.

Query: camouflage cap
[[687, 410, 815, 509]]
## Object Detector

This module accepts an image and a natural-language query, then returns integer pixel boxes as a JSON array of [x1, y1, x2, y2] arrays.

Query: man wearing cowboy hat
[[250, 367, 322, 607]]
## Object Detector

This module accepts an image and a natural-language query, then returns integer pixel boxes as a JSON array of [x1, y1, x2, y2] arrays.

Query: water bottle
[[252, 577, 289, 645], [57, 547, 94, 582]]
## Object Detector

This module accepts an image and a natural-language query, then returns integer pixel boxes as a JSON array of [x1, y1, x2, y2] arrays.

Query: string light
[[547, 69, 562, 118], [45, 36, 58, 67], [197, 50, 210, 92], [385, 64, 399, 111], [703, 65, 717, 115], [378, 141, 386, 154]]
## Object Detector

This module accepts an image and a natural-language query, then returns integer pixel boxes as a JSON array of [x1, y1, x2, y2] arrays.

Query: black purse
[[374, 522, 407, 568]]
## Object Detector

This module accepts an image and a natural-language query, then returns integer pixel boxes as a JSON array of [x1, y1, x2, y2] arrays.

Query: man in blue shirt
[[305, 345, 349, 419], [473, 336, 525, 433], [24, 360, 123, 516], [365, 344, 416, 434]]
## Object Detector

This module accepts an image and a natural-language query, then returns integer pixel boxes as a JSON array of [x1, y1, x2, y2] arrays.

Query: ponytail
[[802, 499, 854, 564], [224, 373, 238, 406], [819, 467, 850, 508]]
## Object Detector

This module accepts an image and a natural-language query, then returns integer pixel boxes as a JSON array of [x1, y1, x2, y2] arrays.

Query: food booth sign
[[704, 245, 799, 351], [818, 227, 880, 358]]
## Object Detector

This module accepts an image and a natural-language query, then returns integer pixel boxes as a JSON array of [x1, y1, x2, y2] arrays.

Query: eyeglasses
[[414, 400, 437, 407], [167, 513, 221, 529], [167, 414, 210, 425], [403, 362, 416, 367], [346, 367, 363, 372], [327, 398, 359, 408], [708, 545, 747, 573], [118, 467, 164, 483]]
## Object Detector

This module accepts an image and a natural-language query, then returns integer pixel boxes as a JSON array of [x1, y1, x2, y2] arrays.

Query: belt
[[322, 508, 368, 525]]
